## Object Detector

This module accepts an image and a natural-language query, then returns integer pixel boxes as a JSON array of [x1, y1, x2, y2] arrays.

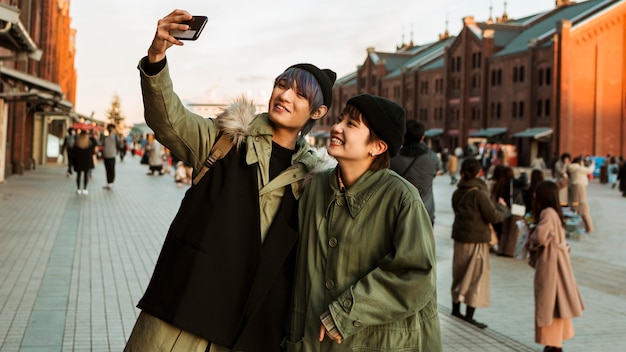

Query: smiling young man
[[124, 9, 336, 352]]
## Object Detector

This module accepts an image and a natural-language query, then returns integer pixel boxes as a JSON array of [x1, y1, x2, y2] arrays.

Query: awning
[[468, 127, 507, 138], [0, 66, 64, 98], [0, 4, 41, 59], [424, 128, 443, 137], [512, 127, 553, 140]]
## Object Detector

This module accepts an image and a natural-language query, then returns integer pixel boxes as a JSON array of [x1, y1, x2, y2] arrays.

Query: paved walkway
[[0, 157, 624, 351]]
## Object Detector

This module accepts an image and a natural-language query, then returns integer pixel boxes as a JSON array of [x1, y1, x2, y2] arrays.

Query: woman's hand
[[147, 9, 193, 63], [319, 325, 342, 344], [497, 197, 507, 206]]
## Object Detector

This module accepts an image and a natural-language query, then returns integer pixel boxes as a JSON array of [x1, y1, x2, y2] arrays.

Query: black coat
[[138, 147, 298, 351]]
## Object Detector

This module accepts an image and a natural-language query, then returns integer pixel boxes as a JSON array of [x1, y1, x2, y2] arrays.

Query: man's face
[[267, 78, 312, 134]]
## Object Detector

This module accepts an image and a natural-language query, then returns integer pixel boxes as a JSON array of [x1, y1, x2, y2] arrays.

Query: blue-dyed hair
[[274, 67, 325, 135]]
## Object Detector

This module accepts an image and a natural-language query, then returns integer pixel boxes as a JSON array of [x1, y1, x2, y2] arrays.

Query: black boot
[[451, 302, 463, 319], [465, 306, 488, 329]]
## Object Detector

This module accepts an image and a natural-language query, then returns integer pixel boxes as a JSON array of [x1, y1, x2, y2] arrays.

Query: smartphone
[[171, 16, 208, 41]]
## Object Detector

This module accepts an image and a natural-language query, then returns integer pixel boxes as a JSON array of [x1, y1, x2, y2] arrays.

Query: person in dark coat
[[618, 158, 626, 197], [124, 9, 337, 352], [451, 158, 508, 329], [71, 131, 95, 195]]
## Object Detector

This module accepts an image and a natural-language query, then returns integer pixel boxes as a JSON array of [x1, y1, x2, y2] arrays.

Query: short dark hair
[[404, 120, 425, 143], [560, 152, 571, 161]]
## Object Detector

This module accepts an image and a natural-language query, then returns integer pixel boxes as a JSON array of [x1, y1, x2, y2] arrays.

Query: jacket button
[[353, 320, 362, 327], [254, 136, 260, 142], [342, 300, 352, 308], [328, 237, 338, 247], [325, 280, 335, 289], [336, 197, 345, 206]]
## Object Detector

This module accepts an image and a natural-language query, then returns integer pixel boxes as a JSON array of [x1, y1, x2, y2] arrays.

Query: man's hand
[[147, 9, 193, 63]]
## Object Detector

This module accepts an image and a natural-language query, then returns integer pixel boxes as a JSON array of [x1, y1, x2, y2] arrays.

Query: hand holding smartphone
[[171, 16, 208, 41]]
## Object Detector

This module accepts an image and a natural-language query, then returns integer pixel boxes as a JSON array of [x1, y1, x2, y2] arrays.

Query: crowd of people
[[54, 8, 625, 352]]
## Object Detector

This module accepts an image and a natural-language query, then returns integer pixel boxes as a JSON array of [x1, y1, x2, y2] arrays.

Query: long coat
[[135, 58, 319, 350], [286, 168, 441, 352], [529, 208, 584, 327]]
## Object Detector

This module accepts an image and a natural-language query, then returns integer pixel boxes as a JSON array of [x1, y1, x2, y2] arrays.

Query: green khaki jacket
[[138, 58, 319, 239], [286, 168, 442, 351]]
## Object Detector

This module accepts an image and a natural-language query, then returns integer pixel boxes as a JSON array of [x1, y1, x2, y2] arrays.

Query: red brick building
[[326, 0, 626, 166], [0, 0, 77, 181]]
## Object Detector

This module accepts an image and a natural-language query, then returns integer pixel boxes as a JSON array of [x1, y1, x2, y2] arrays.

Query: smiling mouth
[[330, 137, 343, 145], [274, 103, 290, 113]]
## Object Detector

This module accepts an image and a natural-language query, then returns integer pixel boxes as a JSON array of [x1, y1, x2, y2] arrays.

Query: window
[[512, 102, 517, 117], [450, 57, 455, 72], [491, 70, 496, 86], [537, 100, 543, 117], [477, 53, 482, 68], [456, 57, 461, 72], [496, 103, 501, 119], [490, 102, 495, 119], [519, 101, 524, 117], [497, 69, 502, 85], [545, 99, 551, 117], [519, 66, 525, 83], [538, 69, 544, 86], [371, 76, 377, 86], [545, 68, 552, 85], [513, 67, 518, 83]]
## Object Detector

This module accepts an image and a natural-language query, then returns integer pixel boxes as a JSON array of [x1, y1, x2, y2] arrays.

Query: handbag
[[489, 224, 498, 246]]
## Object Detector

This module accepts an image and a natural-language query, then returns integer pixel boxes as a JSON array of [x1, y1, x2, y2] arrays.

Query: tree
[[106, 94, 126, 132]]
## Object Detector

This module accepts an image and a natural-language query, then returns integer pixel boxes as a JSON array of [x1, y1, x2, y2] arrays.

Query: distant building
[[326, 0, 626, 166], [0, 0, 79, 181]]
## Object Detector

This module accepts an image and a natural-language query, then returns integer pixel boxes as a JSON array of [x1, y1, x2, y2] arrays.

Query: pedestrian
[[144, 134, 164, 175], [286, 94, 441, 351], [71, 131, 96, 195], [607, 156, 619, 188], [62, 127, 76, 177], [554, 153, 571, 204], [174, 161, 192, 187], [524, 169, 545, 214], [124, 9, 336, 352], [566, 156, 595, 232], [618, 157, 626, 197], [527, 180, 584, 352], [450, 158, 508, 329], [102, 124, 122, 189], [448, 152, 458, 185], [119, 137, 128, 162], [531, 153, 547, 170], [490, 165, 525, 257], [441, 147, 449, 174], [390, 120, 440, 225]]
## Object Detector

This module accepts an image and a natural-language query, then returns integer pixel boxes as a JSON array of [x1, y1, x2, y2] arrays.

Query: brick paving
[[0, 156, 624, 351]]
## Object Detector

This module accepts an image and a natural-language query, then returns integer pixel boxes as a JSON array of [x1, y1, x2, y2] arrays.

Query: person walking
[[390, 120, 440, 225], [62, 127, 77, 177], [124, 9, 336, 352], [527, 180, 584, 352], [286, 94, 441, 351], [450, 158, 508, 329], [618, 158, 626, 197], [566, 156, 595, 232], [71, 131, 96, 195], [102, 124, 122, 190], [448, 152, 458, 185], [144, 134, 165, 176], [554, 153, 571, 205]]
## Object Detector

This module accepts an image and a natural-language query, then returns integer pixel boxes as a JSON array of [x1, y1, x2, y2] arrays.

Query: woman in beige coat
[[528, 181, 584, 352]]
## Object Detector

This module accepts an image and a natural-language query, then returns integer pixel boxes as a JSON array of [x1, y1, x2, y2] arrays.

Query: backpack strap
[[192, 134, 234, 185]]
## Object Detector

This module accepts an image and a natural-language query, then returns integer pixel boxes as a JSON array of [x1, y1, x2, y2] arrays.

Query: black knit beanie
[[346, 94, 406, 157], [287, 63, 337, 108]]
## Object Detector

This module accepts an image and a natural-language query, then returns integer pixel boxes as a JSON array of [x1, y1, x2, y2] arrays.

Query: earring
[[369, 152, 376, 157]]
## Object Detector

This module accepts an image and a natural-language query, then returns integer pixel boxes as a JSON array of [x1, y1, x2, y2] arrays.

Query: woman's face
[[267, 79, 314, 133], [327, 112, 376, 163]]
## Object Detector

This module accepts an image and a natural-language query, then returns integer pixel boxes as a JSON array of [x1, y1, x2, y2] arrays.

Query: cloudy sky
[[69, 0, 553, 124]]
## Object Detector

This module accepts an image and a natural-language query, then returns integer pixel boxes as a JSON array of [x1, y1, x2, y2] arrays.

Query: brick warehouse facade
[[324, 0, 626, 166], [0, 0, 77, 181]]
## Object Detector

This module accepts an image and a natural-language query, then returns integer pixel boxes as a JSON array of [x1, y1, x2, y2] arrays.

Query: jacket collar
[[245, 113, 318, 172], [457, 177, 488, 191], [326, 167, 389, 218]]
